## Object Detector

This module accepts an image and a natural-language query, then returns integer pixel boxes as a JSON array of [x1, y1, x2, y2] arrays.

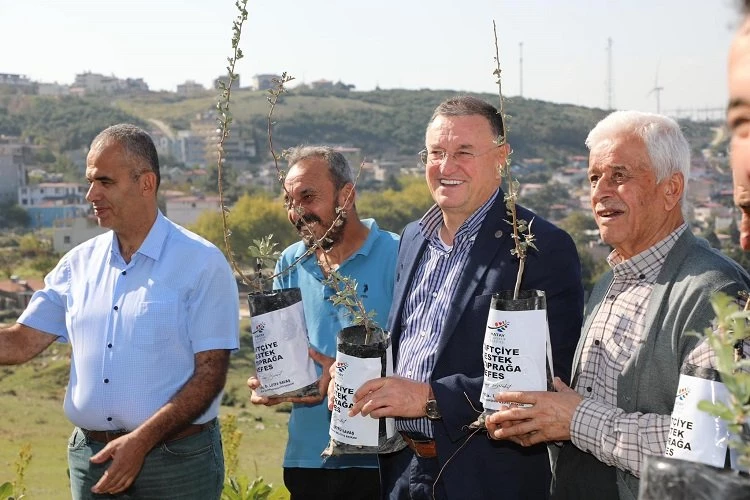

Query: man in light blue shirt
[[248, 146, 398, 500], [0, 124, 239, 499]]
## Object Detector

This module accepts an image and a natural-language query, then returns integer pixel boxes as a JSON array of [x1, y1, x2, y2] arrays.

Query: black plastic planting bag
[[248, 288, 319, 398], [639, 455, 750, 500], [323, 325, 406, 456]]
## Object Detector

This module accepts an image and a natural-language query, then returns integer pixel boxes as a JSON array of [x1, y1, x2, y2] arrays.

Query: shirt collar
[[292, 218, 380, 263], [110, 211, 168, 263], [607, 223, 687, 280], [419, 190, 499, 244]]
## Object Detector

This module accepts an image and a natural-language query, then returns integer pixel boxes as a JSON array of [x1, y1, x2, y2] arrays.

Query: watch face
[[425, 399, 441, 420]]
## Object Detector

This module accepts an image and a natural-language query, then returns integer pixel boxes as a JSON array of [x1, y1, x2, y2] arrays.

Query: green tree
[[558, 211, 598, 247], [190, 193, 297, 268], [358, 175, 434, 234], [0, 202, 29, 229]]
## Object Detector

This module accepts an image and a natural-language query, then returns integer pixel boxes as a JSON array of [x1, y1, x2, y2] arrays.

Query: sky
[[0, 0, 741, 117]]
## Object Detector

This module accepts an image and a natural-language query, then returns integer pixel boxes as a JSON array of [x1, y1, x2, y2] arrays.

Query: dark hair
[[428, 96, 505, 139], [91, 124, 161, 189], [285, 145, 353, 191]]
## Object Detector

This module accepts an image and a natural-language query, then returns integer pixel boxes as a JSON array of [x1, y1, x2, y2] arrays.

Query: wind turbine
[[648, 65, 664, 114]]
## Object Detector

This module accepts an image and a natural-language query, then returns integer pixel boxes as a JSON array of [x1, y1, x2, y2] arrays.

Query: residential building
[[250, 74, 279, 91], [52, 216, 107, 253], [0, 138, 31, 204], [164, 193, 221, 227], [176, 80, 206, 97], [18, 182, 88, 207], [0, 276, 44, 310]]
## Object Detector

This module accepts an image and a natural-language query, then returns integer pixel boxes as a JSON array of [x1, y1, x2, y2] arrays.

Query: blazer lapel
[[388, 223, 428, 353], [435, 192, 510, 359]]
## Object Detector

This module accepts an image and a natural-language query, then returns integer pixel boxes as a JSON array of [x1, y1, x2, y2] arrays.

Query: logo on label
[[252, 322, 266, 336], [676, 386, 690, 401], [487, 320, 510, 335], [335, 361, 349, 375]]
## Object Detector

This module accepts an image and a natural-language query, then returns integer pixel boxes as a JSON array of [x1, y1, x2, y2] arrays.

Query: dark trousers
[[284, 467, 380, 500], [379, 447, 447, 500]]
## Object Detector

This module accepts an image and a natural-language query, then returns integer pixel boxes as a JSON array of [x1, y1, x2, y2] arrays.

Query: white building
[[165, 194, 221, 227], [18, 182, 88, 207], [53, 216, 107, 253]]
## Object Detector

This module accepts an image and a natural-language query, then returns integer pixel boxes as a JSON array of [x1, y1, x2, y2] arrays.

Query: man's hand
[[248, 348, 334, 405], [89, 433, 151, 495], [485, 377, 583, 446], [349, 376, 431, 418]]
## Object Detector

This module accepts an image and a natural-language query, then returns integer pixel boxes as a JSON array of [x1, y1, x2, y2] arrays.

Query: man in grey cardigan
[[485, 110, 750, 499]]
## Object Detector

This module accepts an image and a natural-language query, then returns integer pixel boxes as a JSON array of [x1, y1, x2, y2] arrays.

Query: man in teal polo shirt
[[248, 145, 398, 499]]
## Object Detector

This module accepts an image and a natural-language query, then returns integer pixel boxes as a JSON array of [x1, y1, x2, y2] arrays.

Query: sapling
[[696, 292, 750, 467]]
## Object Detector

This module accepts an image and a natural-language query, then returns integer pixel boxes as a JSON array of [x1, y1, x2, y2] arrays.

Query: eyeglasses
[[418, 145, 500, 166]]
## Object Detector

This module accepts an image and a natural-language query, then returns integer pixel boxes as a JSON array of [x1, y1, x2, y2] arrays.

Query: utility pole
[[519, 42, 524, 98]]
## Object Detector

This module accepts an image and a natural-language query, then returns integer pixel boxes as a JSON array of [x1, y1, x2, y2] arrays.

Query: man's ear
[[662, 172, 684, 211], [338, 183, 355, 209], [140, 171, 157, 196]]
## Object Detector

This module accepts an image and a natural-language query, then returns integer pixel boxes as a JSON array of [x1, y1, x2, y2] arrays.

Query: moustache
[[295, 215, 322, 231]]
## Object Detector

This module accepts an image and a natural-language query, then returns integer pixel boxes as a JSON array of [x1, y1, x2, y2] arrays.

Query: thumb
[[90, 445, 114, 464], [553, 377, 575, 393]]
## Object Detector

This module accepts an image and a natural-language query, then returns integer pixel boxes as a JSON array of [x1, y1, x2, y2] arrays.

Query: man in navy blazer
[[349, 96, 584, 499]]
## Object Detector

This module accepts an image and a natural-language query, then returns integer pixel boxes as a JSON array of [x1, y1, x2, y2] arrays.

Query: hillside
[[0, 86, 724, 169]]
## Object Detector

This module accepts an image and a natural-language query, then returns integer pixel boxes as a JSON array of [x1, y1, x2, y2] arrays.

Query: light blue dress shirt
[[18, 211, 240, 431], [273, 218, 398, 469]]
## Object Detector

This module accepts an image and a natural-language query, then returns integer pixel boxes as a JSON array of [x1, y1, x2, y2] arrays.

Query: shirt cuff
[[570, 397, 609, 455]]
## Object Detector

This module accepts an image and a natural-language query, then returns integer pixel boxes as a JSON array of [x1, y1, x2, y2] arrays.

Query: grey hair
[[285, 145, 353, 191], [428, 96, 505, 139], [90, 123, 161, 189], [585, 110, 690, 211]]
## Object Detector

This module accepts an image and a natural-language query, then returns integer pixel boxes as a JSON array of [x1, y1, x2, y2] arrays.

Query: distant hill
[[0, 87, 722, 166]]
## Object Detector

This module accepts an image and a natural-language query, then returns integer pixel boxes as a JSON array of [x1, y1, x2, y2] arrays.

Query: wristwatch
[[425, 399, 441, 420]]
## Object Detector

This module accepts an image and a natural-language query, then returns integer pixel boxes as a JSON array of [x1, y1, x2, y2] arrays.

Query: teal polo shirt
[[273, 218, 399, 469]]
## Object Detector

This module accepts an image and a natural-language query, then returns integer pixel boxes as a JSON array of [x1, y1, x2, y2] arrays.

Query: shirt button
[[608, 295, 615, 300], [113, 306, 118, 311], [104, 378, 109, 383], [420, 331, 427, 337], [107, 343, 112, 348], [594, 340, 600, 346], [122, 271, 127, 276], [431, 292, 437, 298], [639, 274, 645, 280], [586, 386, 592, 392], [107, 417, 112, 421], [406, 370, 413, 376]]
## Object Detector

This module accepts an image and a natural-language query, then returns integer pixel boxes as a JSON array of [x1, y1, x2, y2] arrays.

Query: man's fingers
[[494, 391, 538, 405], [553, 377, 574, 393]]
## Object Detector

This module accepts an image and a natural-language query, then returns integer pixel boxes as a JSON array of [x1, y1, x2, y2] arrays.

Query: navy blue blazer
[[382, 189, 584, 499]]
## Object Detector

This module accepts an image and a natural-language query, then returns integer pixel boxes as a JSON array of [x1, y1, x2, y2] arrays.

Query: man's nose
[[85, 183, 97, 202], [590, 179, 611, 204]]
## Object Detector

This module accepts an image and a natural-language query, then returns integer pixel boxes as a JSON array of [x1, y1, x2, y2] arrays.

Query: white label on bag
[[480, 308, 548, 410], [665, 373, 730, 467], [251, 301, 318, 397], [330, 352, 381, 446]]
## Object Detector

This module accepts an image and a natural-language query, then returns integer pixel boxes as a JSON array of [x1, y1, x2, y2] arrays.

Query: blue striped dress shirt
[[396, 191, 498, 437]]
